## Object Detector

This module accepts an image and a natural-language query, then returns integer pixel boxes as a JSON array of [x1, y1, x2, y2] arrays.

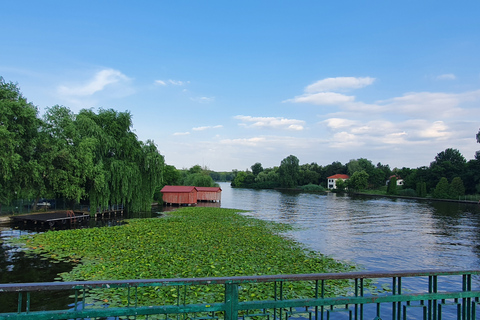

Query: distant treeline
[[225, 146, 480, 199]]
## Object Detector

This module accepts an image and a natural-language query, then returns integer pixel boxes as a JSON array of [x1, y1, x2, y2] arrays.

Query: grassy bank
[[15, 207, 356, 306]]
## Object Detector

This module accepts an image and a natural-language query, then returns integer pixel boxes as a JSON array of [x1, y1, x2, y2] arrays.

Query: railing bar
[[3, 269, 480, 292], [315, 279, 319, 320], [17, 292, 22, 314], [74, 288, 79, 311], [354, 278, 358, 320], [183, 284, 187, 306], [127, 286, 131, 307], [25, 292, 30, 313], [274, 281, 277, 320], [82, 286, 86, 310], [135, 286, 138, 308], [360, 278, 364, 320], [280, 281, 283, 320], [321, 279, 325, 320]]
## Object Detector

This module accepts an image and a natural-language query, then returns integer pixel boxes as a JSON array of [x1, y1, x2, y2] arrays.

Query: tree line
[[229, 145, 480, 200], [1, 78, 164, 213]]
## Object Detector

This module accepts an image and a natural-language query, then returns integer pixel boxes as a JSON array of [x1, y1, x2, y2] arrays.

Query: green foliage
[[250, 162, 263, 176], [300, 184, 325, 192], [347, 170, 369, 191], [433, 177, 450, 199], [387, 177, 397, 195], [334, 179, 346, 192], [18, 207, 356, 306], [0, 78, 42, 204], [397, 188, 417, 197], [449, 177, 465, 199], [278, 155, 300, 188], [180, 165, 218, 188], [416, 182, 427, 197]]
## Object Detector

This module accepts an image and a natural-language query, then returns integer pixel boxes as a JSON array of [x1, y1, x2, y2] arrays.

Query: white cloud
[[324, 118, 358, 129], [436, 74, 456, 80], [284, 76, 375, 106], [169, 79, 189, 86], [154, 79, 189, 86], [305, 77, 375, 93], [329, 131, 363, 148], [417, 121, 450, 139], [190, 96, 215, 104], [192, 125, 223, 131], [377, 90, 480, 118], [286, 92, 355, 105], [234, 115, 305, 131], [220, 137, 267, 147], [58, 69, 130, 97], [173, 132, 190, 136]]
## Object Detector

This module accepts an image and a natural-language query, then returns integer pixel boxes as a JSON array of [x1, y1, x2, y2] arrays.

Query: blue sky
[[2, 1, 480, 171]]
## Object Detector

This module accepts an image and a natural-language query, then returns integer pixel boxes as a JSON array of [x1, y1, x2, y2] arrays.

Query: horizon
[[2, 1, 479, 171]]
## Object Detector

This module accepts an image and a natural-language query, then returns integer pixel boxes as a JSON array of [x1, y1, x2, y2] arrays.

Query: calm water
[[218, 182, 480, 272]]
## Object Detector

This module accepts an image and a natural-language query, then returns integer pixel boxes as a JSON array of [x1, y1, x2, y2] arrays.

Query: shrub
[[398, 188, 417, 197], [300, 184, 326, 192]]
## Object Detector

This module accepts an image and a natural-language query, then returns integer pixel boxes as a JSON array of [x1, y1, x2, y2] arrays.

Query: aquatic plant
[[18, 207, 356, 309]]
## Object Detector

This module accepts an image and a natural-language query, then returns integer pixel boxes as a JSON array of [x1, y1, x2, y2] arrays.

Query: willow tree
[[0, 78, 41, 206], [76, 108, 164, 213]]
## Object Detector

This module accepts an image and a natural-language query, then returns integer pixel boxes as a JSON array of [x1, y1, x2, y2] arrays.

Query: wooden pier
[[11, 211, 90, 227]]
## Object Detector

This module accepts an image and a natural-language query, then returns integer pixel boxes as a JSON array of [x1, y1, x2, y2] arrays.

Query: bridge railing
[[1, 269, 479, 320]]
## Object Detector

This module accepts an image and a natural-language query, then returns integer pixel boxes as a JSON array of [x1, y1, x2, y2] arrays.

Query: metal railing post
[[224, 282, 239, 320]]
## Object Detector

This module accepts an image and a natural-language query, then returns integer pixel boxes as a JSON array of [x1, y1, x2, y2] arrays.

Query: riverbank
[[353, 191, 480, 204]]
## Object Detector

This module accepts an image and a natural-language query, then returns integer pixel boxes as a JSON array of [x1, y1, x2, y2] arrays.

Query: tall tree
[[347, 170, 369, 191], [387, 176, 397, 195], [449, 177, 465, 199], [251, 162, 264, 176], [433, 177, 450, 199], [278, 155, 300, 188], [0, 78, 41, 205]]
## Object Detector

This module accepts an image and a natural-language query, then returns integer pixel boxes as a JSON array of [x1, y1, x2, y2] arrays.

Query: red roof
[[195, 187, 222, 192], [327, 174, 350, 179], [161, 186, 196, 193]]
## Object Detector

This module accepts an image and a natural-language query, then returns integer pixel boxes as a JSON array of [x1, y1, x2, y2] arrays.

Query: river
[[218, 182, 480, 272]]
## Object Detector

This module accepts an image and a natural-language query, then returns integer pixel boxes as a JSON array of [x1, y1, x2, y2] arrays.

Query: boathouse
[[161, 186, 197, 205], [195, 187, 222, 202]]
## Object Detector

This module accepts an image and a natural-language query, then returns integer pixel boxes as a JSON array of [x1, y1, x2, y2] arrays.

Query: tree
[[347, 170, 369, 191], [430, 148, 466, 185], [278, 155, 300, 188], [433, 177, 450, 199], [0, 78, 41, 205], [251, 162, 264, 176], [387, 176, 397, 195], [335, 178, 346, 192], [416, 182, 427, 197], [450, 177, 465, 199]]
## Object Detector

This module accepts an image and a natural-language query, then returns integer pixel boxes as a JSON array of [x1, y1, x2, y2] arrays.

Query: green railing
[[1, 270, 479, 320]]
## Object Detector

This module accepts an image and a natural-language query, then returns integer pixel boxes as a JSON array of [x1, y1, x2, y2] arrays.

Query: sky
[[2, 1, 480, 172]]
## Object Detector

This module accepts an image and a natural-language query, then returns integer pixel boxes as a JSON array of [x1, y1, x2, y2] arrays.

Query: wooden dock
[[11, 211, 90, 227]]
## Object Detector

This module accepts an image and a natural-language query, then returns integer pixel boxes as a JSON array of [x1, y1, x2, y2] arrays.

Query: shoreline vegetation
[[12, 207, 356, 306]]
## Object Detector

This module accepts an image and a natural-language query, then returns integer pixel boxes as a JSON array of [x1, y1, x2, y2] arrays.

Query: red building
[[161, 186, 197, 205], [195, 187, 222, 202]]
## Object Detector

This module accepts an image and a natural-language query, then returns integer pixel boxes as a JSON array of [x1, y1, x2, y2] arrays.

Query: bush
[[300, 184, 326, 192], [398, 188, 417, 197]]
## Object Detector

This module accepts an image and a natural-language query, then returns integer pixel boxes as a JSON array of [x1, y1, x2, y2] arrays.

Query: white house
[[327, 174, 350, 189]]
